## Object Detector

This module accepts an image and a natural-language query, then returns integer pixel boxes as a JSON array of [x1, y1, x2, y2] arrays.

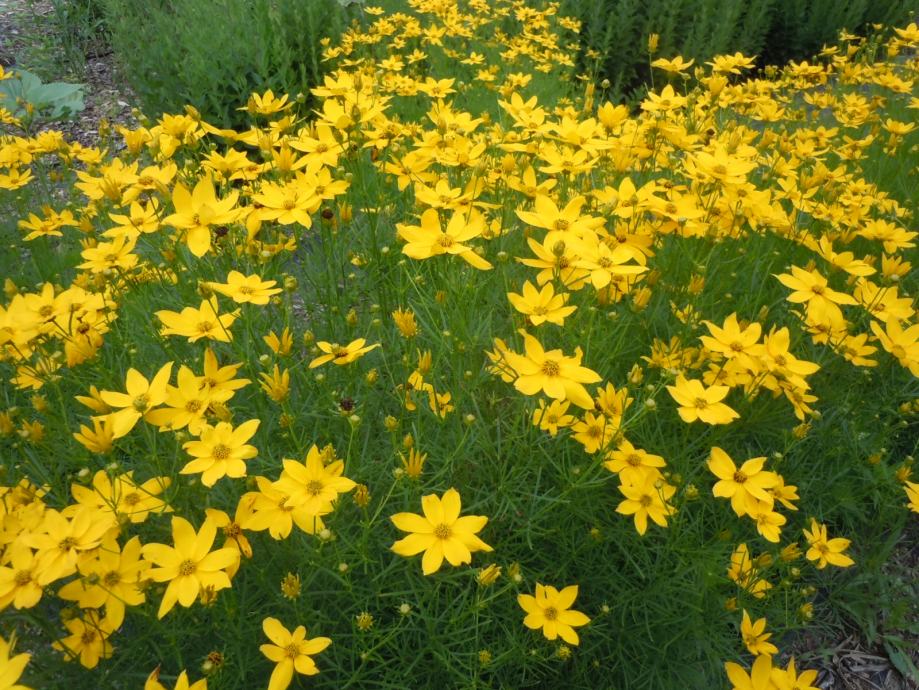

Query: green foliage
[[99, 0, 349, 126], [0, 68, 84, 127], [567, 0, 916, 101]]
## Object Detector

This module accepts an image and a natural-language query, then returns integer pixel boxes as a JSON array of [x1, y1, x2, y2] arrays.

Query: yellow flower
[[308, 338, 380, 368], [724, 653, 773, 690], [532, 399, 576, 436], [52, 610, 113, 669], [156, 298, 237, 343], [708, 447, 778, 517], [740, 609, 778, 656], [770, 657, 820, 690], [390, 488, 492, 575], [274, 444, 356, 515], [141, 516, 239, 618], [145, 364, 228, 434], [518, 584, 590, 645], [399, 447, 428, 479], [207, 271, 282, 305], [650, 55, 695, 73], [906, 481, 919, 513], [180, 419, 260, 487], [615, 474, 677, 535], [603, 439, 666, 486], [259, 365, 290, 402], [507, 280, 576, 326], [0, 634, 31, 690], [666, 375, 739, 425], [98, 362, 173, 438], [163, 175, 240, 257], [803, 518, 854, 569], [264, 327, 293, 355], [396, 208, 493, 270], [502, 331, 601, 410], [392, 307, 419, 338], [72, 417, 115, 453], [259, 617, 330, 690], [144, 668, 208, 690]]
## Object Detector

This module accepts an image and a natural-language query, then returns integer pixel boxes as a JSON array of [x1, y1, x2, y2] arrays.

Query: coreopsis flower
[[69, 470, 171, 524], [25, 507, 112, 584], [507, 280, 576, 326], [666, 375, 739, 424], [260, 617, 331, 690], [615, 474, 677, 535], [518, 584, 590, 645], [156, 298, 237, 343], [532, 399, 576, 436], [803, 519, 854, 569], [57, 535, 147, 628], [650, 55, 695, 74], [163, 175, 240, 257], [77, 235, 139, 274], [308, 338, 380, 368], [264, 327, 293, 355], [502, 331, 601, 409], [145, 365, 229, 434], [52, 609, 114, 669], [770, 658, 820, 690], [98, 362, 173, 438], [603, 439, 666, 486], [0, 634, 31, 690], [700, 313, 762, 368], [390, 488, 492, 575], [708, 447, 778, 517], [727, 543, 772, 599], [906, 481, 919, 513], [180, 419, 260, 487], [141, 516, 239, 618], [0, 543, 44, 610], [740, 610, 778, 656], [870, 318, 919, 377], [400, 447, 427, 479], [199, 348, 250, 397], [204, 506, 253, 578], [240, 477, 329, 539], [72, 417, 115, 453], [207, 271, 282, 305], [392, 308, 419, 338], [775, 266, 857, 321], [259, 365, 290, 402], [724, 653, 773, 690], [274, 444, 356, 514], [396, 208, 493, 270], [144, 668, 208, 690]]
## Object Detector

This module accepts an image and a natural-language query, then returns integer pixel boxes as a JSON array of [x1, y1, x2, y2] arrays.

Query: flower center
[[733, 471, 747, 484], [212, 444, 231, 460], [306, 480, 324, 496], [541, 359, 560, 377], [693, 397, 708, 409], [543, 606, 558, 621], [178, 559, 197, 576], [433, 523, 452, 540], [14, 570, 32, 586], [132, 394, 150, 412], [103, 570, 121, 587], [197, 320, 215, 333], [185, 400, 203, 413], [284, 643, 301, 660]]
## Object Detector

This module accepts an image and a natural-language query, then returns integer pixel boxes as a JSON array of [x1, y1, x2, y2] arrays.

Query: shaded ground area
[[0, 0, 135, 144]]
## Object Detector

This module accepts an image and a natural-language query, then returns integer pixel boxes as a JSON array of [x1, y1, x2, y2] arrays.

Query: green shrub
[[99, 0, 349, 126], [566, 0, 916, 101]]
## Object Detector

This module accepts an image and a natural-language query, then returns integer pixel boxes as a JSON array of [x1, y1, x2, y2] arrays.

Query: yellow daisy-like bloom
[[507, 280, 576, 326], [390, 488, 492, 575], [802, 518, 854, 569], [141, 516, 239, 618], [0, 634, 31, 690], [259, 617, 331, 690], [666, 375, 739, 425], [98, 362, 173, 439], [308, 338, 380, 368], [396, 207, 493, 270], [502, 331, 601, 410], [144, 668, 208, 690], [740, 609, 778, 656], [207, 270, 282, 305], [180, 419, 260, 487], [906, 481, 919, 513], [518, 583, 591, 645], [274, 444, 357, 515], [156, 298, 237, 343], [163, 175, 240, 257], [708, 447, 778, 517]]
